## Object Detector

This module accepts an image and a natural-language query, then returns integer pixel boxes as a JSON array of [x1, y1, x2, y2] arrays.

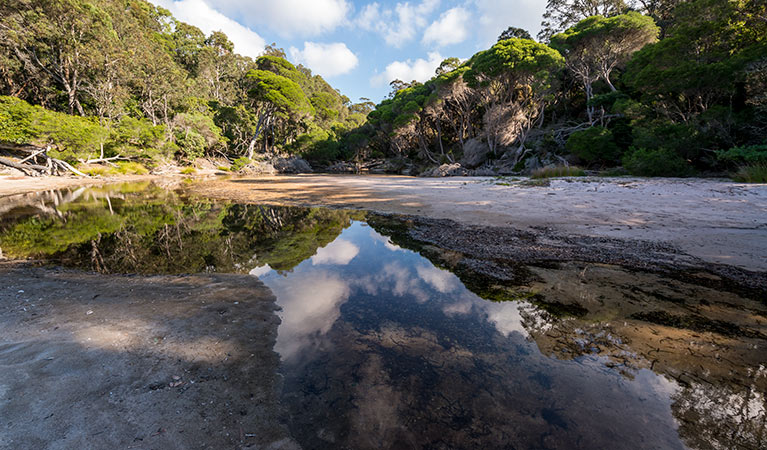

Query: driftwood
[[0, 142, 88, 177]]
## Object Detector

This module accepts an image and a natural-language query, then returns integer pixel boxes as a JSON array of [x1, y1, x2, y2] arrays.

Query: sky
[[150, 0, 547, 103]]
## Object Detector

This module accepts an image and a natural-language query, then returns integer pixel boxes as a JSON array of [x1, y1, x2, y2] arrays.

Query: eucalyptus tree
[[539, 0, 629, 41], [245, 66, 313, 157], [498, 27, 532, 42], [551, 12, 659, 123], [464, 38, 564, 159]]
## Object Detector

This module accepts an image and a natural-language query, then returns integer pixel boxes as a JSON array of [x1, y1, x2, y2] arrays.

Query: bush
[[531, 166, 586, 179], [566, 126, 621, 164], [716, 144, 767, 164], [623, 148, 694, 177], [230, 157, 251, 172], [180, 166, 197, 175], [732, 164, 767, 183]]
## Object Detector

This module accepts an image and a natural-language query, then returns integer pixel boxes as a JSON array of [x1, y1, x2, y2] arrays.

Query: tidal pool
[[0, 183, 765, 450]]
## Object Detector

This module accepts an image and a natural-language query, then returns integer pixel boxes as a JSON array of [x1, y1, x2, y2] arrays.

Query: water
[[1, 182, 765, 449]]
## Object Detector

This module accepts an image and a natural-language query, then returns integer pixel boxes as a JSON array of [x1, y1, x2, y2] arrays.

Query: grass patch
[[115, 161, 149, 175], [180, 166, 197, 175], [531, 166, 586, 179], [216, 165, 230, 172], [77, 164, 117, 177], [732, 164, 767, 183]]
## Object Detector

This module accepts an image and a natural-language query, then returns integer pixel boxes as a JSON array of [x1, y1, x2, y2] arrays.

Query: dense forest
[[1, 0, 766, 179]]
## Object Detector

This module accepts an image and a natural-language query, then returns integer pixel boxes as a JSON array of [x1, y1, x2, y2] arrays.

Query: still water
[[0, 182, 765, 449]]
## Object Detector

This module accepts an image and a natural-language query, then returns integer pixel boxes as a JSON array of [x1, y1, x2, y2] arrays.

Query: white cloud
[[422, 7, 470, 47], [416, 264, 458, 293], [311, 238, 360, 265], [151, 0, 266, 58], [289, 42, 359, 78], [216, 0, 351, 37], [248, 264, 273, 277], [371, 52, 443, 87], [357, 0, 441, 48], [474, 0, 546, 46], [271, 272, 351, 359]]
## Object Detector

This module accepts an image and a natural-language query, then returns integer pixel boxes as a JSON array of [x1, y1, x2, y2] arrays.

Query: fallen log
[[0, 156, 47, 176], [0, 142, 89, 177]]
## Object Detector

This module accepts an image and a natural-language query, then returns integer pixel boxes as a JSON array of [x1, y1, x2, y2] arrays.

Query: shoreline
[[2, 173, 766, 273]]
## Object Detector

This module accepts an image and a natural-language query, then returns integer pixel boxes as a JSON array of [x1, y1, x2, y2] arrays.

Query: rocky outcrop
[[272, 157, 313, 174], [460, 138, 489, 169]]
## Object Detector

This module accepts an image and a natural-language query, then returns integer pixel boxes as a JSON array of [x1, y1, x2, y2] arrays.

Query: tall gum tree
[[464, 38, 565, 161], [551, 12, 659, 123]]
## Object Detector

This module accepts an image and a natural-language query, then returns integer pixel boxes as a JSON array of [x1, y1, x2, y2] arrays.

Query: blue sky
[[151, 0, 547, 103]]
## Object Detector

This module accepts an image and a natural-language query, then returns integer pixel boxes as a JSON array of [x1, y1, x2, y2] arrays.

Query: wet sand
[[0, 264, 298, 450], [3, 174, 765, 271], [182, 175, 767, 272]]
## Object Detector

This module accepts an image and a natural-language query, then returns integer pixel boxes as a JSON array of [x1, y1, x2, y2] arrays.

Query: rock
[[420, 163, 470, 177], [242, 160, 276, 175], [271, 157, 313, 174], [460, 138, 489, 169], [326, 161, 357, 173]]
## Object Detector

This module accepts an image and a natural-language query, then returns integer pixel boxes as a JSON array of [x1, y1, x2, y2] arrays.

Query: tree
[[436, 57, 462, 75], [245, 68, 313, 157], [465, 39, 565, 158], [498, 27, 532, 42], [539, 0, 629, 41], [551, 12, 659, 123], [0, 0, 117, 115]]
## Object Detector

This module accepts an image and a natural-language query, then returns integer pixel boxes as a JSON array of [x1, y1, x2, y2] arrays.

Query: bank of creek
[[0, 177, 765, 449]]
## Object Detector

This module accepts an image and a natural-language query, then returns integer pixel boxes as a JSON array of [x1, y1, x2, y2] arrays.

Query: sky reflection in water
[[256, 222, 686, 449], [1, 185, 763, 450]]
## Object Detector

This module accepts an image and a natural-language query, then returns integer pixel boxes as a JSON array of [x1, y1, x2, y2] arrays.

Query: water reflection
[[0, 183, 765, 449]]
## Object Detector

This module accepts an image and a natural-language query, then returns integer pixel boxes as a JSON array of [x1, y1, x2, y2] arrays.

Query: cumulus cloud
[[150, 0, 266, 58], [311, 239, 360, 265], [371, 51, 443, 87], [474, 0, 546, 46], [422, 7, 470, 47], [248, 264, 273, 277], [271, 272, 351, 359], [289, 42, 359, 77], [214, 0, 350, 37], [357, 0, 441, 48], [416, 264, 458, 293]]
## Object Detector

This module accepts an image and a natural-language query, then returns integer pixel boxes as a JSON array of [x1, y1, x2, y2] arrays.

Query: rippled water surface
[[1, 182, 765, 449]]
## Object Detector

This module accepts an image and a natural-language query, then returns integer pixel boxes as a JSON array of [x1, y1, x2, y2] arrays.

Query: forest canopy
[[1, 0, 766, 178]]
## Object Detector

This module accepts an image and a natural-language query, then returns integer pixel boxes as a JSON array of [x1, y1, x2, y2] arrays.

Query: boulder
[[271, 157, 313, 174], [420, 163, 470, 177], [460, 138, 489, 169]]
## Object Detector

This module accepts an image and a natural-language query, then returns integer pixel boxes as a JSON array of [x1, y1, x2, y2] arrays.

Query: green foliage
[[731, 164, 767, 183], [623, 147, 694, 177], [566, 126, 621, 164], [230, 157, 250, 171], [114, 161, 149, 175], [180, 166, 196, 174], [716, 144, 767, 164], [531, 166, 586, 178]]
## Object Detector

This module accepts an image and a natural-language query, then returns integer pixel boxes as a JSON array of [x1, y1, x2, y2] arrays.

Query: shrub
[[531, 166, 586, 179], [230, 157, 251, 172], [180, 166, 197, 175], [732, 164, 767, 183], [716, 144, 767, 164], [623, 148, 694, 177], [77, 164, 117, 177], [566, 126, 621, 164]]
